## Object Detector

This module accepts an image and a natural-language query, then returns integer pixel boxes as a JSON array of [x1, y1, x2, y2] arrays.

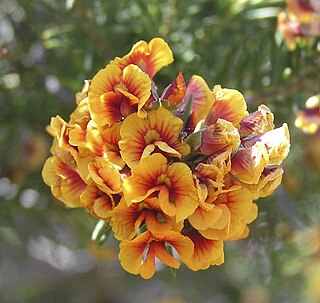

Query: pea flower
[[42, 38, 290, 279]]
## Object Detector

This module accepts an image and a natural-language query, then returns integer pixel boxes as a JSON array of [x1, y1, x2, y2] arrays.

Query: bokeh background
[[1, 0, 320, 302]]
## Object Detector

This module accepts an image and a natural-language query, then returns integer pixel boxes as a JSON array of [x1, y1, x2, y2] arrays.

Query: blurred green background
[[1, 0, 320, 302]]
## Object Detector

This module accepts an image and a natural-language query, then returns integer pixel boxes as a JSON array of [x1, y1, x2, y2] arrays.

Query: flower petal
[[162, 72, 186, 106], [239, 104, 274, 138], [42, 156, 86, 208], [231, 142, 269, 184], [179, 75, 215, 130], [119, 231, 152, 275], [166, 162, 199, 222], [153, 230, 194, 264], [184, 229, 224, 271], [111, 198, 142, 240], [113, 38, 174, 78], [206, 85, 248, 127], [81, 184, 114, 220], [119, 107, 190, 168], [200, 118, 240, 155], [244, 167, 284, 200], [122, 153, 167, 204], [88, 157, 122, 194]]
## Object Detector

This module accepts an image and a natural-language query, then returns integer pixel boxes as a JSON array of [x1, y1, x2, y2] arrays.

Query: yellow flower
[[118, 230, 194, 279], [231, 142, 269, 185], [295, 95, 320, 135], [41, 37, 291, 278], [227, 202, 258, 241], [244, 167, 284, 200], [122, 153, 198, 222], [49, 115, 79, 159], [206, 85, 248, 128], [188, 176, 223, 231], [177, 75, 215, 131], [239, 104, 274, 139], [199, 118, 240, 156], [71, 80, 91, 129], [88, 63, 151, 126], [81, 122, 125, 169], [162, 72, 186, 106], [277, 11, 303, 51], [111, 197, 183, 241], [42, 155, 86, 208], [188, 148, 232, 230], [183, 227, 224, 271], [87, 157, 123, 195], [199, 176, 254, 240], [112, 38, 174, 79], [119, 107, 190, 168], [243, 123, 290, 166], [80, 183, 115, 221]]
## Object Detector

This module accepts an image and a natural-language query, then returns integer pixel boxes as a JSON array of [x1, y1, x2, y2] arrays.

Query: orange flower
[[71, 80, 91, 129], [42, 155, 86, 208], [122, 153, 198, 222], [112, 38, 174, 79], [119, 107, 190, 168], [239, 104, 274, 139], [277, 11, 304, 51], [227, 202, 258, 241], [188, 176, 223, 231], [81, 122, 125, 169], [88, 63, 151, 126], [111, 197, 183, 241], [42, 37, 290, 278], [287, 0, 316, 24], [80, 183, 115, 221], [87, 157, 123, 195], [242, 123, 290, 166], [183, 227, 224, 271], [199, 118, 240, 156], [244, 167, 284, 200], [231, 142, 269, 185], [162, 72, 186, 106], [188, 148, 232, 230], [118, 230, 194, 279], [49, 115, 80, 159], [199, 177, 254, 240], [295, 95, 320, 135], [205, 85, 248, 128], [177, 75, 215, 131]]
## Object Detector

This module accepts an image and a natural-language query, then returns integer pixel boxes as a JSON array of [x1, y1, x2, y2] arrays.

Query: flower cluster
[[42, 38, 290, 279], [277, 0, 320, 50], [295, 95, 320, 135]]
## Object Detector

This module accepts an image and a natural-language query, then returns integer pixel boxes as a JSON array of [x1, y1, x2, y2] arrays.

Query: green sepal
[[185, 131, 202, 152]]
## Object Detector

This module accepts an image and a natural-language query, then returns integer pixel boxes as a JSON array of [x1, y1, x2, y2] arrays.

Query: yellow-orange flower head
[[42, 38, 290, 279]]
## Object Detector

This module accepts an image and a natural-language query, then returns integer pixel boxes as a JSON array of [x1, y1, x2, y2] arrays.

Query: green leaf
[[185, 131, 202, 152]]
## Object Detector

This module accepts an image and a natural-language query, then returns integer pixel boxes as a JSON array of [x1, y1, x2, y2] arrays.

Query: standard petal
[[231, 142, 269, 184], [200, 118, 240, 155], [162, 72, 186, 106], [113, 38, 174, 78], [207, 85, 248, 128], [88, 157, 122, 195], [184, 229, 224, 271], [239, 104, 274, 138]]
